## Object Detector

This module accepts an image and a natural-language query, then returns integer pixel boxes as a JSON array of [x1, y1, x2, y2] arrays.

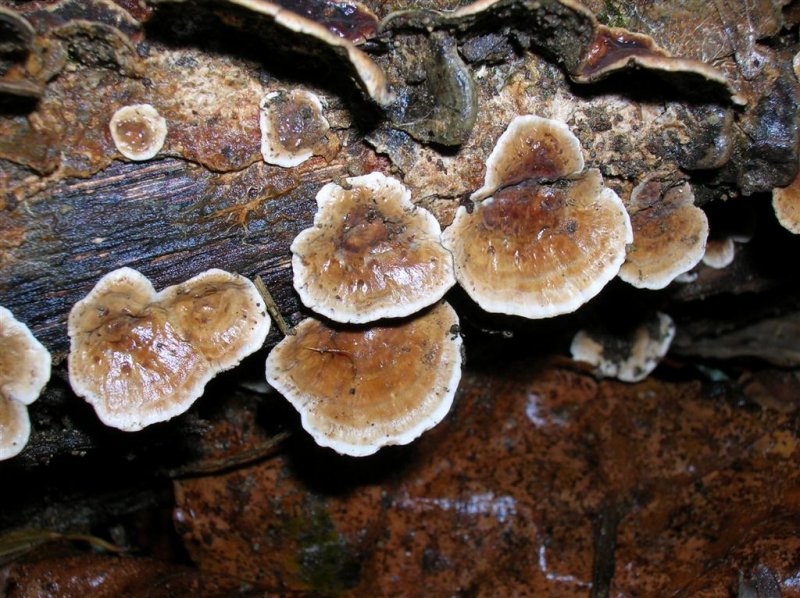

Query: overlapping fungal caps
[[442, 115, 632, 319], [183, 0, 392, 106], [259, 89, 331, 167], [0, 7, 47, 98], [570, 312, 675, 383], [109, 104, 168, 161], [618, 176, 709, 290], [291, 172, 456, 323], [265, 302, 462, 457], [381, 0, 740, 104], [68, 268, 270, 431], [0, 306, 51, 460], [702, 237, 736, 269]]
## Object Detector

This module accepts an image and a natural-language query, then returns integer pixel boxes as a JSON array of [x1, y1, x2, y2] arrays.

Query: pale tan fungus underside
[[773, 170, 800, 235], [266, 301, 462, 456]]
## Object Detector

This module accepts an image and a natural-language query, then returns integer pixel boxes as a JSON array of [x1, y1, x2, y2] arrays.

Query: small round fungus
[[109, 104, 168, 161], [570, 312, 676, 383], [472, 115, 584, 201], [0, 306, 51, 460], [265, 301, 462, 457], [443, 167, 632, 319], [68, 268, 270, 431], [260, 89, 331, 167], [772, 170, 800, 235], [292, 172, 456, 323], [702, 237, 736, 269], [618, 178, 709, 289]]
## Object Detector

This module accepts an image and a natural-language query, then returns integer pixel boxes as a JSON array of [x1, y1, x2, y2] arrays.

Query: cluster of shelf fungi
[[1, 0, 800, 592]]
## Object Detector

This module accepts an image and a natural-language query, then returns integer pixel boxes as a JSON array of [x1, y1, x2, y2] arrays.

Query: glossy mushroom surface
[[292, 172, 456, 323], [68, 268, 270, 431], [265, 301, 462, 456]]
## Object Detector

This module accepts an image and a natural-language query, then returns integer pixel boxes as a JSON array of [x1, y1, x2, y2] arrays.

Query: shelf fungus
[[259, 89, 332, 167], [570, 312, 675, 383], [210, 0, 392, 106], [382, 0, 740, 105], [772, 170, 800, 235], [618, 177, 709, 290], [442, 115, 632, 319], [0, 306, 51, 460], [109, 104, 168, 161], [265, 301, 462, 457], [291, 172, 456, 324], [68, 268, 270, 431], [702, 237, 736, 269]]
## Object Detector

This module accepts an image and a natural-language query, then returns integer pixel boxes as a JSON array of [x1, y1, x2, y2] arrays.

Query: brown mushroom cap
[[443, 169, 632, 319], [570, 312, 676, 383], [260, 89, 331, 167], [471, 115, 584, 201], [68, 268, 270, 431], [618, 178, 709, 290], [291, 172, 456, 323], [0, 306, 51, 407], [109, 104, 168, 161], [265, 301, 462, 457], [0, 306, 51, 461], [773, 169, 800, 235], [0, 394, 30, 461]]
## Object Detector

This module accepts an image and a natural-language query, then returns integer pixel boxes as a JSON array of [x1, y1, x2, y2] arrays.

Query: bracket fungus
[[265, 301, 462, 457], [442, 115, 632, 319], [109, 104, 168, 161], [291, 172, 456, 324], [68, 268, 270, 431], [702, 237, 736, 269], [211, 0, 392, 106], [772, 170, 800, 235], [0, 306, 51, 460], [570, 312, 676, 383], [382, 0, 740, 105], [618, 177, 709, 290], [259, 89, 331, 167]]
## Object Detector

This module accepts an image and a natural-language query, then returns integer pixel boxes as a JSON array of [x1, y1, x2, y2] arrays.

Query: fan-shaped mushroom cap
[[702, 237, 736, 269], [260, 89, 331, 167], [109, 104, 168, 161], [292, 172, 456, 323], [443, 169, 632, 319], [68, 268, 270, 431], [0, 395, 30, 461], [0, 306, 51, 407], [570, 312, 675, 383], [265, 301, 462, 457], [618, 178, 709, 289], [0, 306, 51, 461], [773, 170, 800, 234], [471, 115, 584, 201]]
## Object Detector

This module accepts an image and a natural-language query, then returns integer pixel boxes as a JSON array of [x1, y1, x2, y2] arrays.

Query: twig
[[254, 275, 295, 336]]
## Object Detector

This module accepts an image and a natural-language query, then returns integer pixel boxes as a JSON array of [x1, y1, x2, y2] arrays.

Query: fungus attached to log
[[772, 170, 800, 235], [570, 312, 675, 383], [259, 89, 331, 167], [68, 268, 270, 431], [109, 104, 168, 161], [0, 306, 51, 460], [442, 115, 631, 319], [265, 301, 462, 457], [291, 172, 456, 324], [618, 177, 708, 290], [702, 237, 735, 269]]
